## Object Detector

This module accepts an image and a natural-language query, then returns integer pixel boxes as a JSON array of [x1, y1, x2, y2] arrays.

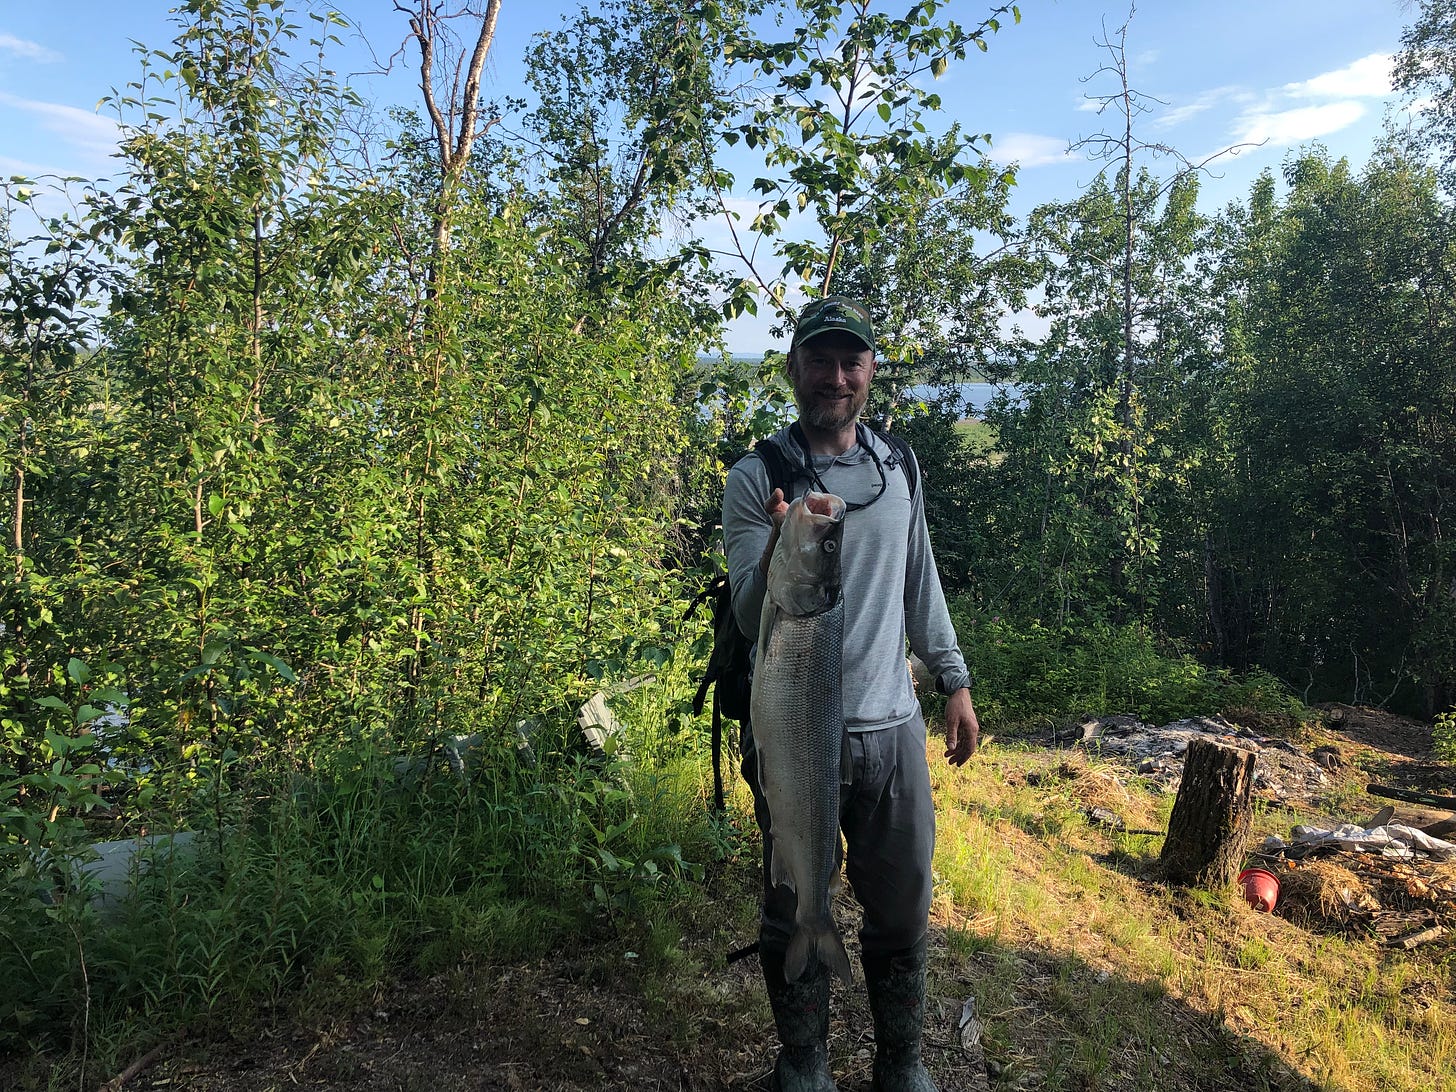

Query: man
[[721, 295, 980, 1092]]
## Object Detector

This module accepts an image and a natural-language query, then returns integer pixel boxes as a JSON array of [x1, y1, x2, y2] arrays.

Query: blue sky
[[0, 1, 1414, 350]]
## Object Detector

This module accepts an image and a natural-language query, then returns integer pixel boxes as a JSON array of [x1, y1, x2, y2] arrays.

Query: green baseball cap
[[791, 295, 875, 352]]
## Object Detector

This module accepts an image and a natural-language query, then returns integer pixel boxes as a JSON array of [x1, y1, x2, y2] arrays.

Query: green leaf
[[245, 649, 297, 683]]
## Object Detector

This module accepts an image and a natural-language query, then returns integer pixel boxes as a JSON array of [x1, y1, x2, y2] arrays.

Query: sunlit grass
[[924, 738, 1456, 1091], [6, 663, 1452, 1092]]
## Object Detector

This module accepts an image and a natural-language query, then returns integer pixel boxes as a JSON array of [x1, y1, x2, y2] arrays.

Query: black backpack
[[689, 426, 918, 812]]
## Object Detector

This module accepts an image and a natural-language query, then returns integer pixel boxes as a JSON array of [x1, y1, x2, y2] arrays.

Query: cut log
[[1160, 738, 1257, 887], [1385, 924, 1444, 950], [1365, 784, 1456, 810]]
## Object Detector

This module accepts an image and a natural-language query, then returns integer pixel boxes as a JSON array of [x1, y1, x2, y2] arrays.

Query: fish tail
[[785, 922, 853, 986]]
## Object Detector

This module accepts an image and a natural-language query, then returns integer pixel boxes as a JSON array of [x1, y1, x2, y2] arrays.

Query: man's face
[[788, 331, 877, 433]]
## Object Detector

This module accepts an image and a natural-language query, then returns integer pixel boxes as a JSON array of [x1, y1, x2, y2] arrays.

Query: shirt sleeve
[[901, 450, 973, 695], [722, 454, 774, 642]]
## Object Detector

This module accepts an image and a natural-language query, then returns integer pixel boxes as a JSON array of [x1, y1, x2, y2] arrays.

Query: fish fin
[[769, 849, 796, 894], [785, 924, 853, 986], [756, 599, 781, 656], [822, 929, 853, 986]]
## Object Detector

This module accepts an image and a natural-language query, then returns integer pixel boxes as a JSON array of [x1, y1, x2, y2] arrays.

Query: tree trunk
[[1203, 531, 1226, 664], [1160, 738, 1257, 887]]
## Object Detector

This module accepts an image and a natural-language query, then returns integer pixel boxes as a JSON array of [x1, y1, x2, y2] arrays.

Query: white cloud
[[718, 196, 764, 222], [1157, 99, 1215, 129], [1124, 53, 1392, 147], [1232, 101, 1367, 147], [1153, 85, 1251, 131], [1284, 53, 1392, 100], [1156, 53, 1393, 155], [0, 32, 62, 64], [989, 132, 1073, 168], [0, 153, 61, 178], [0, 92, 120, 160]]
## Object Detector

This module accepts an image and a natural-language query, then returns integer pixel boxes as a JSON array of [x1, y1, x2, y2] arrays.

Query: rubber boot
[[862, 939, 937, 1092], [761, 946, 837, 1092]]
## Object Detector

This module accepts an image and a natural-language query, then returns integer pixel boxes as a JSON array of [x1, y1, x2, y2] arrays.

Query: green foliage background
[[0, 0, 1453, 1069]]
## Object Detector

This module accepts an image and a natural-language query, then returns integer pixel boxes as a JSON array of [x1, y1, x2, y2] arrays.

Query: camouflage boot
[[863, 939, 937, 1092], [761, 946, 837, 1092]]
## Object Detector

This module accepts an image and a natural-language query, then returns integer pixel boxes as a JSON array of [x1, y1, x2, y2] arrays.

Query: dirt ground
[[1312, 703, 1455, 824], [111, 940, 996, 1092], [7, 704, 1449, 1092]]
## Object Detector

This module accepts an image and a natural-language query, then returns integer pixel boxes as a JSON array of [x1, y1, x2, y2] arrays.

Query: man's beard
[[797, 386, 868, 433]]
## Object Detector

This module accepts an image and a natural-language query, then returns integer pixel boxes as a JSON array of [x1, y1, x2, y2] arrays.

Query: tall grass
[[7, 628, 1448, 1089], [0, 655, 723, 1062]]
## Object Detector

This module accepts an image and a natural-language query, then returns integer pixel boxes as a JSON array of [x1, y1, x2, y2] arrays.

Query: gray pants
[[742, 710, 935, 958]]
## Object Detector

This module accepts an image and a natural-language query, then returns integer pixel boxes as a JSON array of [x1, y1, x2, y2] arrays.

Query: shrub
[[1434, 711, 1456, 765], [954, 612, 1312, 729]]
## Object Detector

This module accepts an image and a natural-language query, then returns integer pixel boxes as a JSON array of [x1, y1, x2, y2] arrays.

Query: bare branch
[[399, 3, 452, 169], [456, 1, 500, 158], [400, 1, 501, 177]]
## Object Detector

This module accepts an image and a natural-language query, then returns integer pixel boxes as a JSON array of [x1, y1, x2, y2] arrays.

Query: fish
[[750, 490, 853, 985]]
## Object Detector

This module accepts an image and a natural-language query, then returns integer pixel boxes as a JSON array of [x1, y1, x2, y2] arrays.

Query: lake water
[[905, 382, 1019, 416], [707, 358, 1019, 417]]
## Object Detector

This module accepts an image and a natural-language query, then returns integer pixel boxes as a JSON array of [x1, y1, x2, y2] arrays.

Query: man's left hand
[[943, 688, 980, 766]]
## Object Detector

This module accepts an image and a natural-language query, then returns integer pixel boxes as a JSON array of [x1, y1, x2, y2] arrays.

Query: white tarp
[[1268, 822, 1456, 862]]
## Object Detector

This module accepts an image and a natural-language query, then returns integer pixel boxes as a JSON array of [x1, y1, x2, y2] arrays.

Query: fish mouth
[[803, 491, 847, 522]]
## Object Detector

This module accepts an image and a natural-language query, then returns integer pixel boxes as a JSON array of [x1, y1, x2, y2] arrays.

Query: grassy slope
[[4, 716, 1452, 1092], [927, 740, 1454, 1091]]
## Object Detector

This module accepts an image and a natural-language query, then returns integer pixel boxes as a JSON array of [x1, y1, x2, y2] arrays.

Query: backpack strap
[[753, 435, 794, 500], [865, 424, 919, 499], [770, 423, 919, 501], [710, 687, 725, 811], [686, 571, 735, 813], [687, 572, 728, 718]]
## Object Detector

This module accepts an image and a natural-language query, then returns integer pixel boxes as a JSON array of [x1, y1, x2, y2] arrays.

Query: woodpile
[[1263, 852, 1456, 947]]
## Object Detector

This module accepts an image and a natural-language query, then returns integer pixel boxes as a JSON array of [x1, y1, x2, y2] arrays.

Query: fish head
[[767, 491, 846, 616]]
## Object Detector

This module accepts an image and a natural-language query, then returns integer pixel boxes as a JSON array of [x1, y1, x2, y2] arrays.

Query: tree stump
[[1160, 737, 1257, 887]]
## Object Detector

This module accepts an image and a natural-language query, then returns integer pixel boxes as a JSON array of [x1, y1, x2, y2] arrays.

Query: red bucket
[[1237, 867, 1280, 913]]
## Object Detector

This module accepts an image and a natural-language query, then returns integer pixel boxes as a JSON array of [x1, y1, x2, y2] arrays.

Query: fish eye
[[822, 540, 837, 554]]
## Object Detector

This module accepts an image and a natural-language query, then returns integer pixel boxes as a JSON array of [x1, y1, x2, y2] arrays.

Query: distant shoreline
[[702, 354, 1002, 386]]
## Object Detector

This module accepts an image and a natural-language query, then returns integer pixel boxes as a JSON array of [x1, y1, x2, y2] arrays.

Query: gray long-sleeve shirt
[[722, 424, 972, 733]]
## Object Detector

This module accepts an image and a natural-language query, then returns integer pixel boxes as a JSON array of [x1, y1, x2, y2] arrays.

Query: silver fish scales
[[751, 490, 853, 985]]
